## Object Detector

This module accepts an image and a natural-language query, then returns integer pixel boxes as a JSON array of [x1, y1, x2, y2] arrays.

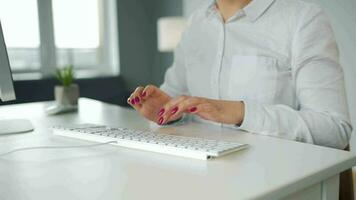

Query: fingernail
[[171, 107, 178, 115], [158, 108, 165, 116], [134, 97, 140, 103], [190, 107, 197, 112], [131, 99, 135, 105], [141, 92, 146, 97], [158, 117, 164, 125]]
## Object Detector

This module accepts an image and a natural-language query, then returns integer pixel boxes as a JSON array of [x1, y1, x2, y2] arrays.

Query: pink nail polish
[[141, 92, 146, 97], [135, 97, 140, 103], [131, 99, 135, 105], [190, 107, 197, 112], [171, 107, 178, 115], [158, 108, 165, 116], [158, 117, 164, 125]]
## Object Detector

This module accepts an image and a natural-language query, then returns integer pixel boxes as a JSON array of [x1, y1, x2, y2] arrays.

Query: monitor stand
[[0, 119, 34, 135]]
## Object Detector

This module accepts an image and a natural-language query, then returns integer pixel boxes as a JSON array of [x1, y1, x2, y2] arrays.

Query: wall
[[117, 0, 183, 91]]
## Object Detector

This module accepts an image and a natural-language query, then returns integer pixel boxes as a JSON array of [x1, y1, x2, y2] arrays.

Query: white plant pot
[[55, 84, 80, 106]]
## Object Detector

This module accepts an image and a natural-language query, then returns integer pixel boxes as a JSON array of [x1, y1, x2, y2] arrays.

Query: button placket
[[209, 11, 225, 100], [215, 22, 225, 99]]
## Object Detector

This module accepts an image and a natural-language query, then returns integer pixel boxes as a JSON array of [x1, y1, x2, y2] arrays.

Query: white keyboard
[[52, 124, 248, 160]]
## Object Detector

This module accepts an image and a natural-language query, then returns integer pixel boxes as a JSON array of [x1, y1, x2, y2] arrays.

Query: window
[[0, 0, 119, 80], [0, 0, 41, 71]]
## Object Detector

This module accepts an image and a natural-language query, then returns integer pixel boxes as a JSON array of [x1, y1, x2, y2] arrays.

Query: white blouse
[[160, 0, 352, 149]]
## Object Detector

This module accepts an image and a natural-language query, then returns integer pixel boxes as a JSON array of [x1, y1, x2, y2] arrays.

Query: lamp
[[157, 17, 186, 52]]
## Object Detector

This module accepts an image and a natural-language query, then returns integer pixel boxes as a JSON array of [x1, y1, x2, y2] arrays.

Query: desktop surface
[[0, 98, 355, 200]]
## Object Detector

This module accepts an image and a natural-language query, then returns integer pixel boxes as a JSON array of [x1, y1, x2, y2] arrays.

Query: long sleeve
[[160, 38, 189, 97], [239, 6, 352, 149]]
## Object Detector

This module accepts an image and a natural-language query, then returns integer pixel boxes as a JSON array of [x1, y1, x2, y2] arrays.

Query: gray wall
[[116, 0, 183, 91], [183, 0, 356, 152]]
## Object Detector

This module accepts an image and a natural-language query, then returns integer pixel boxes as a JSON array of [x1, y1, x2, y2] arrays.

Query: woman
[[127, 0, 352, 150]]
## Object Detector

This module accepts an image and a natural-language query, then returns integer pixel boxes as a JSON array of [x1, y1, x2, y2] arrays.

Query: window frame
[[10, 0, 119, 80]]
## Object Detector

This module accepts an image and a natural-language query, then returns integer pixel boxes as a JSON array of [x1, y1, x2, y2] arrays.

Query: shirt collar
[[205, 0, 275, 22], [205, 0, 219, 18], [243, 0, 276, 22]]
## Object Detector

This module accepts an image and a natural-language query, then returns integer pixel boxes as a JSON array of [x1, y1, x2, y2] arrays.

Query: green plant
[[55, 65, 74, 87]]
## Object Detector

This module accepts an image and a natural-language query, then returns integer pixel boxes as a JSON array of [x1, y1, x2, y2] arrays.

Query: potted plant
[[55, 65, 79, 106]]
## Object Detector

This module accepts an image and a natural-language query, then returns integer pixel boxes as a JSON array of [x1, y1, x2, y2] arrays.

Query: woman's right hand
[[127, 85, 180, 124]]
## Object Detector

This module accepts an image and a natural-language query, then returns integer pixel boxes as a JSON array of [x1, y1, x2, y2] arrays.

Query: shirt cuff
[[238, 100, 265, 133]]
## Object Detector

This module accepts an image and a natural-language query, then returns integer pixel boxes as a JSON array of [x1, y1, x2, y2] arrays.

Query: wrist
[[235, 101, 245, 126], [221, 100, 245, 125]]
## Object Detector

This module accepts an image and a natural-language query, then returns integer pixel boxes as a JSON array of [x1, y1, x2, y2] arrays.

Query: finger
[[141, 85, 157, 100], [157, 96, 188, 125], [157, 95, 189, 125], [192, 103, 217, 121], [128, 87, 139, 106], [166, 97, 203, 121], [127, 97, 132, 106], [127, 93, 135, 106], [131, 86, 144, 105], [128, 93, 142, 109]]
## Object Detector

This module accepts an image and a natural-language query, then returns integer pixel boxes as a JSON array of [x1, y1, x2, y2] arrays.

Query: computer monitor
[[0, 22, 16, 102], [0, 21, 34, 135]]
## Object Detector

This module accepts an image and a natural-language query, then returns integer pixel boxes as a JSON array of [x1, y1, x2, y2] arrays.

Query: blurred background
[[0, 0, 184, 107], [0, 0, 355, 154]]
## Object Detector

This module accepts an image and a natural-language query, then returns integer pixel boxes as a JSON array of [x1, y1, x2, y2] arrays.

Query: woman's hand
[[127, 85, 183, 124], [159, 96, 245, 125]]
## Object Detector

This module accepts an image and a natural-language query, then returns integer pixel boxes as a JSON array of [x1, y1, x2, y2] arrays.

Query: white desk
[[0, 98, 355, 200]]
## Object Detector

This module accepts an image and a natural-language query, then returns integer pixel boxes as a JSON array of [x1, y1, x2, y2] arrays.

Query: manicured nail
[[158, 108, 165, 116], [131, 99, 135, 105], [171, 107, 178, 115], [134, 97, 140, 103], [141, 92, 146, 97], [158, 117, 164, 125], [190, 107, 197, 112]]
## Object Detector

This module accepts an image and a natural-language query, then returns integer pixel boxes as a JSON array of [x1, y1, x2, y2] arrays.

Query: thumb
[[141, 85, 160, 99]]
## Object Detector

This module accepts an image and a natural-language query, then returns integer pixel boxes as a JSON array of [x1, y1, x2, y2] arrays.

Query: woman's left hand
[[157, 96, 245, 125]]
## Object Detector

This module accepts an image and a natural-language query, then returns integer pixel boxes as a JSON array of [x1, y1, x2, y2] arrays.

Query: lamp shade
[[157, 17, 186, 52]]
